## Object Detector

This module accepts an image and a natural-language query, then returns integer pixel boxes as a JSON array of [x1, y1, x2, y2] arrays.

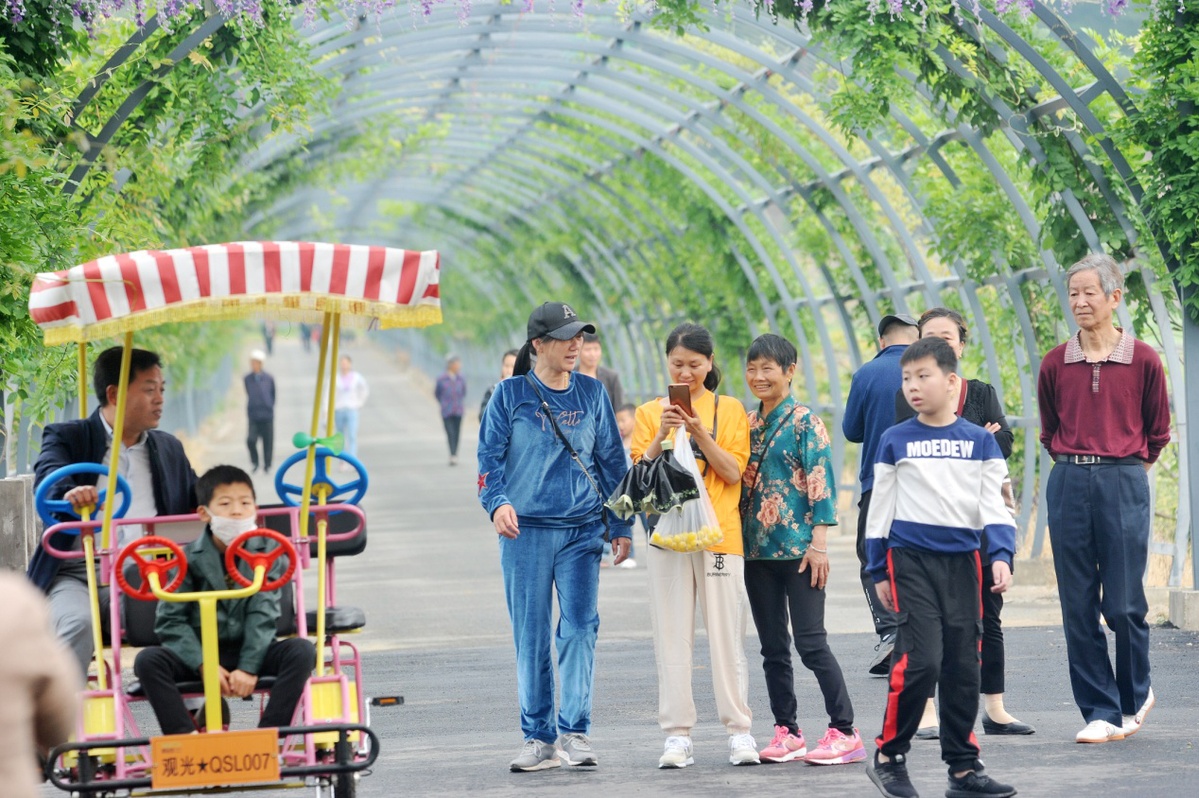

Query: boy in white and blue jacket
[[864, 337, 1018, 798]]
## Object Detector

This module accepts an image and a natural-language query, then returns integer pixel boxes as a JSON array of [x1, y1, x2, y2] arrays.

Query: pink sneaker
[[759, 724, 807, 763], [803, 727, 866, 765]]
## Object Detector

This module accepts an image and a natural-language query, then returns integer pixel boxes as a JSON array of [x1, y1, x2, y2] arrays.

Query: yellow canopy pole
[[299, 315, 333, 677], [313, 314, 341, 677], [84, 332, 131, 686], [298, 314, 332, 547], [82, 523, 106, 690], [99, 332, 133, 554], [78, 343, 88, 420]]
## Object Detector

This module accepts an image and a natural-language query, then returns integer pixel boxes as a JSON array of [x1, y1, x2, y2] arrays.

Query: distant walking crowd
[[474, 252, 1169, 798]]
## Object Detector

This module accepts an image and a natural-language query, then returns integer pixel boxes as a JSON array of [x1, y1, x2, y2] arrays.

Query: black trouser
[[744, 559, 854, 735], [443, 415, 462, 456], [876, 548, 981, 774], [856, 490, 897, 638], [927, 533, 1005, 700], [979, 540, 1004, 695], [134, 638, 315, 735], [247, 419, 274, 470]]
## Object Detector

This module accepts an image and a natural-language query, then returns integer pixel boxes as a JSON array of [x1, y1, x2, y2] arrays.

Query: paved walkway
[[55, 332, 1198, 797]]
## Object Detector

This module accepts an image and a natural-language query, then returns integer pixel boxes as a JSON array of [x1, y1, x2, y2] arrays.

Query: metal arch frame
[[269, 12, 1021, 373], [265, 77, 830, 405], [262, 10, 1112, 416], [64, 3, 1191, 576]]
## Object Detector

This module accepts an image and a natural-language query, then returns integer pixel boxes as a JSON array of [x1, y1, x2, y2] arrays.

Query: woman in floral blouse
[[740, 334, 865, 766]]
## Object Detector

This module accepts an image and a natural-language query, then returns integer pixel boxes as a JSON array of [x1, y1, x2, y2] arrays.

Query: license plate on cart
[[150, 728, 279, 789]]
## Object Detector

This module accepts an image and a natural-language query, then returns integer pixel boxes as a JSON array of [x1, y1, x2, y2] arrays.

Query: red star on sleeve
[[478, 472, 488, 494]]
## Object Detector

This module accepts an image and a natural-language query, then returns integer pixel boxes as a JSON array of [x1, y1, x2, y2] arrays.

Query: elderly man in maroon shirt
[[1037, 253, 1171, 746]]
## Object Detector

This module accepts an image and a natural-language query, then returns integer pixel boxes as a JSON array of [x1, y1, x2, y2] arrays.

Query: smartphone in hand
[[668, 384, 693, 416]]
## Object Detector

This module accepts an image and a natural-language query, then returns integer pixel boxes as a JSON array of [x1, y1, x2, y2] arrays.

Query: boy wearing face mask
[[133, 465, 315, 735]]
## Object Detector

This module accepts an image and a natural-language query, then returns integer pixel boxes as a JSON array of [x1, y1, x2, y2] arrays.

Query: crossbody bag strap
[[524, 373, 605, 502], [739, 404, 799, 517]]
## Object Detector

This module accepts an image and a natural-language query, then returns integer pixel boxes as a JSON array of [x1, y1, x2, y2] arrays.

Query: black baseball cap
[[877, 313, 919, 337], [527, 301, 597, 341]]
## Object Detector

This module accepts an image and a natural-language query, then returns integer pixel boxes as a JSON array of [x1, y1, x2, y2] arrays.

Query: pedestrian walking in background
[[629, 322, 756, 769], [0, 572, 78, 798], [477, 301, 632, 773], [740, 334, 865, 767], [1038, 253, 1170, 745], [480, 349, 518, 420], [244, 349, 276, 474], [894, 308, 1032, 739], [299, 322, 313, 353], [842, 313, 918, 677], [577, 331, 624, 409], [261, 321, 276, 355], [334, 355, 369, 460], [436, 354, 467, 466], [865, 337, 1017, 798]]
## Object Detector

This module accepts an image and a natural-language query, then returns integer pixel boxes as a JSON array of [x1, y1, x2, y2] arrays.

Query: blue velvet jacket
[[477, 372, 631, 537]]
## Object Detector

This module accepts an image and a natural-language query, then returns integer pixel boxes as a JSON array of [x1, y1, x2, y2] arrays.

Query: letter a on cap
[[562, 303, 577, 319]]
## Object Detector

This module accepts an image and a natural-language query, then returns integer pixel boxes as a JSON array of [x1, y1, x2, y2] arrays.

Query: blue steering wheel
[[275, 446, 368, 508], [34, 463, 133, 527]]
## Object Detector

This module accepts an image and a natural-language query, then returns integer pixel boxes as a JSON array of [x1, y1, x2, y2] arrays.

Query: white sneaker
[[1121, 687, 1156, 737], [1075, 719, 1125, 744], [659, 736, 694, 769], [728, 733, 760, 765]]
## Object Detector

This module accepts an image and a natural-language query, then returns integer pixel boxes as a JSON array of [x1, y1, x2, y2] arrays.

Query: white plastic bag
[[650, 427, 723, 552]]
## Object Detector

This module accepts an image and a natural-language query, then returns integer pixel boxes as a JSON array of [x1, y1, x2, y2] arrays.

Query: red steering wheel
[[224, 529, 297, 592], [115, 536, 188, 601]]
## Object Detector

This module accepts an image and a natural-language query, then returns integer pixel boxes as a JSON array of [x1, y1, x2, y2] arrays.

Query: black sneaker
[[946, 770, 1016, 798], [869, 634, 896, 676], [867, 751, 919, 798]]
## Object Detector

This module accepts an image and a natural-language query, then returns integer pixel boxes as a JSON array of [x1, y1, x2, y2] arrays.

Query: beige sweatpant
[[646, 545, 753, 736]]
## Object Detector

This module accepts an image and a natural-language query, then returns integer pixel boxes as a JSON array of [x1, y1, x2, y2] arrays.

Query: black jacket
[[26, 409, 198, 591], [244, 371, 276, 423]]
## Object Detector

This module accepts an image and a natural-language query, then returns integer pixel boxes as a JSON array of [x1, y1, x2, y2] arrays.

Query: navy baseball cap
[[527, 302, 596, 341]]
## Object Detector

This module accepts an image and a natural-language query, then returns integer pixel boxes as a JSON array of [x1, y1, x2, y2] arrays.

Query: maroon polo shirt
[[1037, 330, 1171, 463]]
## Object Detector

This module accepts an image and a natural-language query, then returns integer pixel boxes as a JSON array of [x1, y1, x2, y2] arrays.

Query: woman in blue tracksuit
[[477, 301, 633, 773]]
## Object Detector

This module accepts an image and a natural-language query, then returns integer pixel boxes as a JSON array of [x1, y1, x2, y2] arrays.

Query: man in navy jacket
[[842, 313, 918, 676], [28, 347, 197, 678]]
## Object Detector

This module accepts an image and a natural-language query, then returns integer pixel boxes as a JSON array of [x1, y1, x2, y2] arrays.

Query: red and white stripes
[[29, 241, 441, 341]]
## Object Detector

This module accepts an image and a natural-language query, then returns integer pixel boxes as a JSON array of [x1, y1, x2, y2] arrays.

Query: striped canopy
[[29, 241, 442, 344]]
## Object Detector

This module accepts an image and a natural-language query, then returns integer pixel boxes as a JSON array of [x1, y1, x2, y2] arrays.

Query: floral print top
[[740, 396, 838, 560]]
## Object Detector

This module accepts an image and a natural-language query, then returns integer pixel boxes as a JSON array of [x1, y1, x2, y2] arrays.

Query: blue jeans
[[334, 408, 359, 458], [1048, 462, 1151, 726], [499, 521, 604, 743]]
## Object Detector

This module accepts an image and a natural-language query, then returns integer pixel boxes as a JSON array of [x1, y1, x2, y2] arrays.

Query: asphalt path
[[54, 332, 1198, 798]]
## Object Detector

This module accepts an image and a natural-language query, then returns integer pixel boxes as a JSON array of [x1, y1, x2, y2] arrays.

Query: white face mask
[[206, 513, 258, 546]]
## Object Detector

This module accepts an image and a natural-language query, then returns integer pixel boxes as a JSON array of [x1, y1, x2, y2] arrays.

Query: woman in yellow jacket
[[631, 322, 756, 769]]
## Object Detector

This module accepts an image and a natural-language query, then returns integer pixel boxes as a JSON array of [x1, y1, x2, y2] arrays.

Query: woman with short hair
[[741, 333, 865, 766]]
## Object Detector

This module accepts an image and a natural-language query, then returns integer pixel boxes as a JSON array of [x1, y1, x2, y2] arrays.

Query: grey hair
[[1066, 253, 1124, 297]]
